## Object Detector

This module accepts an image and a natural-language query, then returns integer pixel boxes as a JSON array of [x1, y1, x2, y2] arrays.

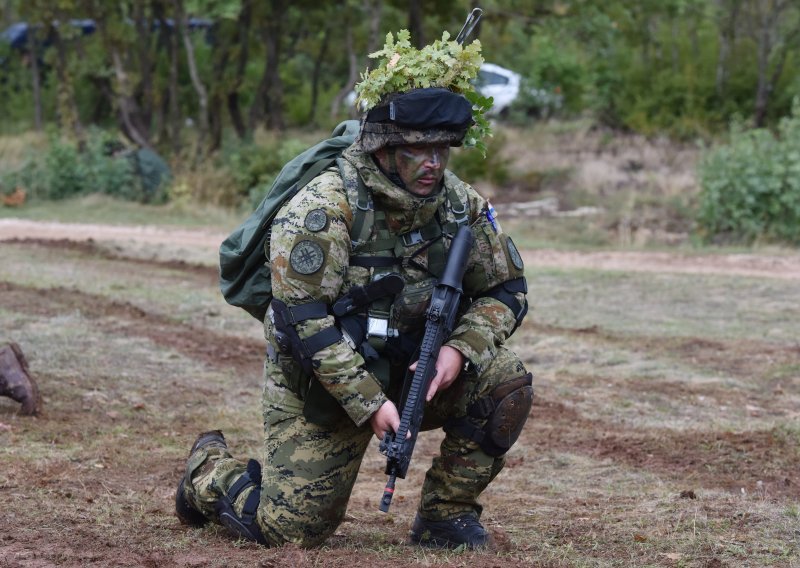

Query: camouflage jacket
[[267, 144, 526, 427]]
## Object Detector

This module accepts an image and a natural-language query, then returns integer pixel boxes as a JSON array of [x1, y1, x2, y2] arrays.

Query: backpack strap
[[296, 156, 340, 195], [338, 158, 399, 268]]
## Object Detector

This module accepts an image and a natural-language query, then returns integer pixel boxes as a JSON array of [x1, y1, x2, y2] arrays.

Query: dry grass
[[0, 131, 48, 180], [1, 231, 799, 567], [2, 124, 800, 566], [474, 122, 703, 249]]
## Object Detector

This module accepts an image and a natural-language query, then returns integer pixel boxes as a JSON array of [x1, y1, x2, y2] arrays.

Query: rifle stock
[[378, 225, 474, 512]]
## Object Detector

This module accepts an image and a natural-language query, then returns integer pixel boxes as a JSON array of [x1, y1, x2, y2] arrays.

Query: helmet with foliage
[[354, 30, 492, 155]]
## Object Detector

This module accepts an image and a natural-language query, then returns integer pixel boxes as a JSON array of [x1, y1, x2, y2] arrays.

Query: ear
[[373, 147, 389, 169]]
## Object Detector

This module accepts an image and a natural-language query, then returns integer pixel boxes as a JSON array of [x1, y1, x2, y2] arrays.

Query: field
[[2, 127, 800, 568]]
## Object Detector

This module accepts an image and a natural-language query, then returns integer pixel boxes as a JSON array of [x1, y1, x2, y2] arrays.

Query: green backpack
[[219, 120, 360, 321]]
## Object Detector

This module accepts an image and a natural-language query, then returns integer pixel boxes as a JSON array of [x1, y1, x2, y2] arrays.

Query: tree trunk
[[264, 0, 286, 130], [174, 0, 209, 159], [714, 0, 741, 97], [208, 19, 235, 153], [208, 93, 224, 154], [152, 0, 173, 146], [49, 23, 84, 141], [329, 19, 359, 118], [408, 0, 425, 47], [26, 26, 43, 131], [111, 49, 153, 149], [249, 0, 286, 131], [228, 0, 252, 140], [309, 23, 331, 125], [366, 0, 383, 55], [134, 2, 155, 131], [92, 5, 152, 148], [167, 14, 182, 154], [753, 1, 777, 127]]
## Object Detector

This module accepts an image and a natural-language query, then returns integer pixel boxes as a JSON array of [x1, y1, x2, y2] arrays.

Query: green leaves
[[354, 30, 491, 153], [697, 98, 800, 244]]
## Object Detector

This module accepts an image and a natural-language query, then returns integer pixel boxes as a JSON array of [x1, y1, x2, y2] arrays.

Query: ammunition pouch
[[444, 372, 533, 457]]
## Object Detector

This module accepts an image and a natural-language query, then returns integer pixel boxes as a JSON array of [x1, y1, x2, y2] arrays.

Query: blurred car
[[476, 63, 564, 119], [474, 63, 521, 116]]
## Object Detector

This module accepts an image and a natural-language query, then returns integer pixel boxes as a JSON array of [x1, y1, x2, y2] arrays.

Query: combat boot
[[175, 430, 227, 527], [410, 512, 489, 549], [0, 342, 42, 416]]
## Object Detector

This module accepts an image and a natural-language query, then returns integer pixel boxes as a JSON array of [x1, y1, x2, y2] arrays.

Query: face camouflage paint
[[392, 144, 451, 196]]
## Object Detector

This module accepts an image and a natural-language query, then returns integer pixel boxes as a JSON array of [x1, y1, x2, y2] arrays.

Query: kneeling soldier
[[176, 30, 533, 550]]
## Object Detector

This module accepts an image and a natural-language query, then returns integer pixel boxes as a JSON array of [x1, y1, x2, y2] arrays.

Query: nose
[[424, 148, 442, 168]]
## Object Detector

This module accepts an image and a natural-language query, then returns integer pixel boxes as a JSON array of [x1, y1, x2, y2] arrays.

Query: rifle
[[378, 225, 475, 513]]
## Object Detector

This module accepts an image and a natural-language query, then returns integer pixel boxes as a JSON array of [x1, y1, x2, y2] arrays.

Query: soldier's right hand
[[369, 400, 409, 440]]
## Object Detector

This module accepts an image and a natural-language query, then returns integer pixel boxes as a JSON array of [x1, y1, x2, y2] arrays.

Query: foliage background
[[1, 0, 799, 244]]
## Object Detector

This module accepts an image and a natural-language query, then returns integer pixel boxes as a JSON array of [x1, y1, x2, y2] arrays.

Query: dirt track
[[2, 218, 800, 567], [3, 218, 800, 279]]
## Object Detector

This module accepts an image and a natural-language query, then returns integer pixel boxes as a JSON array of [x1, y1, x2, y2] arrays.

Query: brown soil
[[4, 218, 800, 279], [1, 221, 799, 567]]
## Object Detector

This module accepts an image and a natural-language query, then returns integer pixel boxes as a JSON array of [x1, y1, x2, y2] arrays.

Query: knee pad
[[445, 373, 533, 457], [214, 459, 268, 546]]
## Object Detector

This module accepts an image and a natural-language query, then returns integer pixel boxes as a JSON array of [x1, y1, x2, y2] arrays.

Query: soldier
[[176, 46, 532, 551]]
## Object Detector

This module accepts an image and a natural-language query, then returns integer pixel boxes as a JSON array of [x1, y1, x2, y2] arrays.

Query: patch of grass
[[526, 267, 800, 342], [0, 131, 48, 176], [2, 202, 800, 566], [507, 216, 616, 250], [0, 192, 242, 230]]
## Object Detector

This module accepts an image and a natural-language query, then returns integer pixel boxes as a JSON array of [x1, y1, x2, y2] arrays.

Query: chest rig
[[337, 158, 470, 365]]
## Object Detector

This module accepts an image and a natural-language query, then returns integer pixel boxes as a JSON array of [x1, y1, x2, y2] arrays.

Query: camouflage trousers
[[182, 345, 530, 547]]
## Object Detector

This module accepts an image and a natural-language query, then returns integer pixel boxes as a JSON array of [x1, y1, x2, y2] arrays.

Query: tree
[[248, 0, 288, 131], [747, 0, 800, 126]]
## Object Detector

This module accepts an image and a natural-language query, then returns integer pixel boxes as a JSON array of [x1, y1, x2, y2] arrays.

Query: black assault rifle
[[378, 225, 475, 513]]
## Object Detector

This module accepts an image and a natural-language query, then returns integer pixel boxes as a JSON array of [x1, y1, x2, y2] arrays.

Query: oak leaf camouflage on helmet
[[354, 30, 493, 155]]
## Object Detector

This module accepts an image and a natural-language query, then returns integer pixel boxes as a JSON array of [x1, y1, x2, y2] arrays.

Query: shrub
[[1, 130, 149, 202], [230, 137, 313, 208], [697, 100, 800, 244], [449, 130, 511, 187]]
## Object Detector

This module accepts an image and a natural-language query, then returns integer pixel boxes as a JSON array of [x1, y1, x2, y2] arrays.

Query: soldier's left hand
[[409, 345, 465, 402]]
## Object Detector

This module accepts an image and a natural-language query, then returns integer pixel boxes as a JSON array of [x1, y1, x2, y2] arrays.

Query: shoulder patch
[[506, 237, 524, 270], [290, 240, 325, 275], [304, 208, 329, 232]]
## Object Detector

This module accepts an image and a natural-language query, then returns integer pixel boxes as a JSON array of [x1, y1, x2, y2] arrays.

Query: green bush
[[1, 130, 147, 202], [449, 131, 511, 187], [697, 101, 800, 244], [223, 137, 312, 208]]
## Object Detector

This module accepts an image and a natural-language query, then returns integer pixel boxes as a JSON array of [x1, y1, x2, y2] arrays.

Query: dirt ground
[[4, 218, 800, 279], [1, 220, 799, 567]]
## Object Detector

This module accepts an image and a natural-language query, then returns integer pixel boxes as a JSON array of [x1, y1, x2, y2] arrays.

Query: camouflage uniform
[[182, 142, 530, 547]]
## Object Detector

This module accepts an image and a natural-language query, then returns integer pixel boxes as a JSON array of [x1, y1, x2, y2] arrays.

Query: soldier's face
[[380, 144, 450, 196]]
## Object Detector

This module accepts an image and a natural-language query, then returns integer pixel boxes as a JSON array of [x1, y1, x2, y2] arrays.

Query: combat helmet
[[358, 87, 473, 153], [354, 28, 491, 154]]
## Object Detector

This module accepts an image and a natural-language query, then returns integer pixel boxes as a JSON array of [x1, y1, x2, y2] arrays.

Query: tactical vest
[[339, 157, 470, 346], [298, 159, 472, 426]]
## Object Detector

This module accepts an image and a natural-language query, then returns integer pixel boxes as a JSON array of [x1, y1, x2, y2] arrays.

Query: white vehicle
[[474, 63, 521, 116]]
